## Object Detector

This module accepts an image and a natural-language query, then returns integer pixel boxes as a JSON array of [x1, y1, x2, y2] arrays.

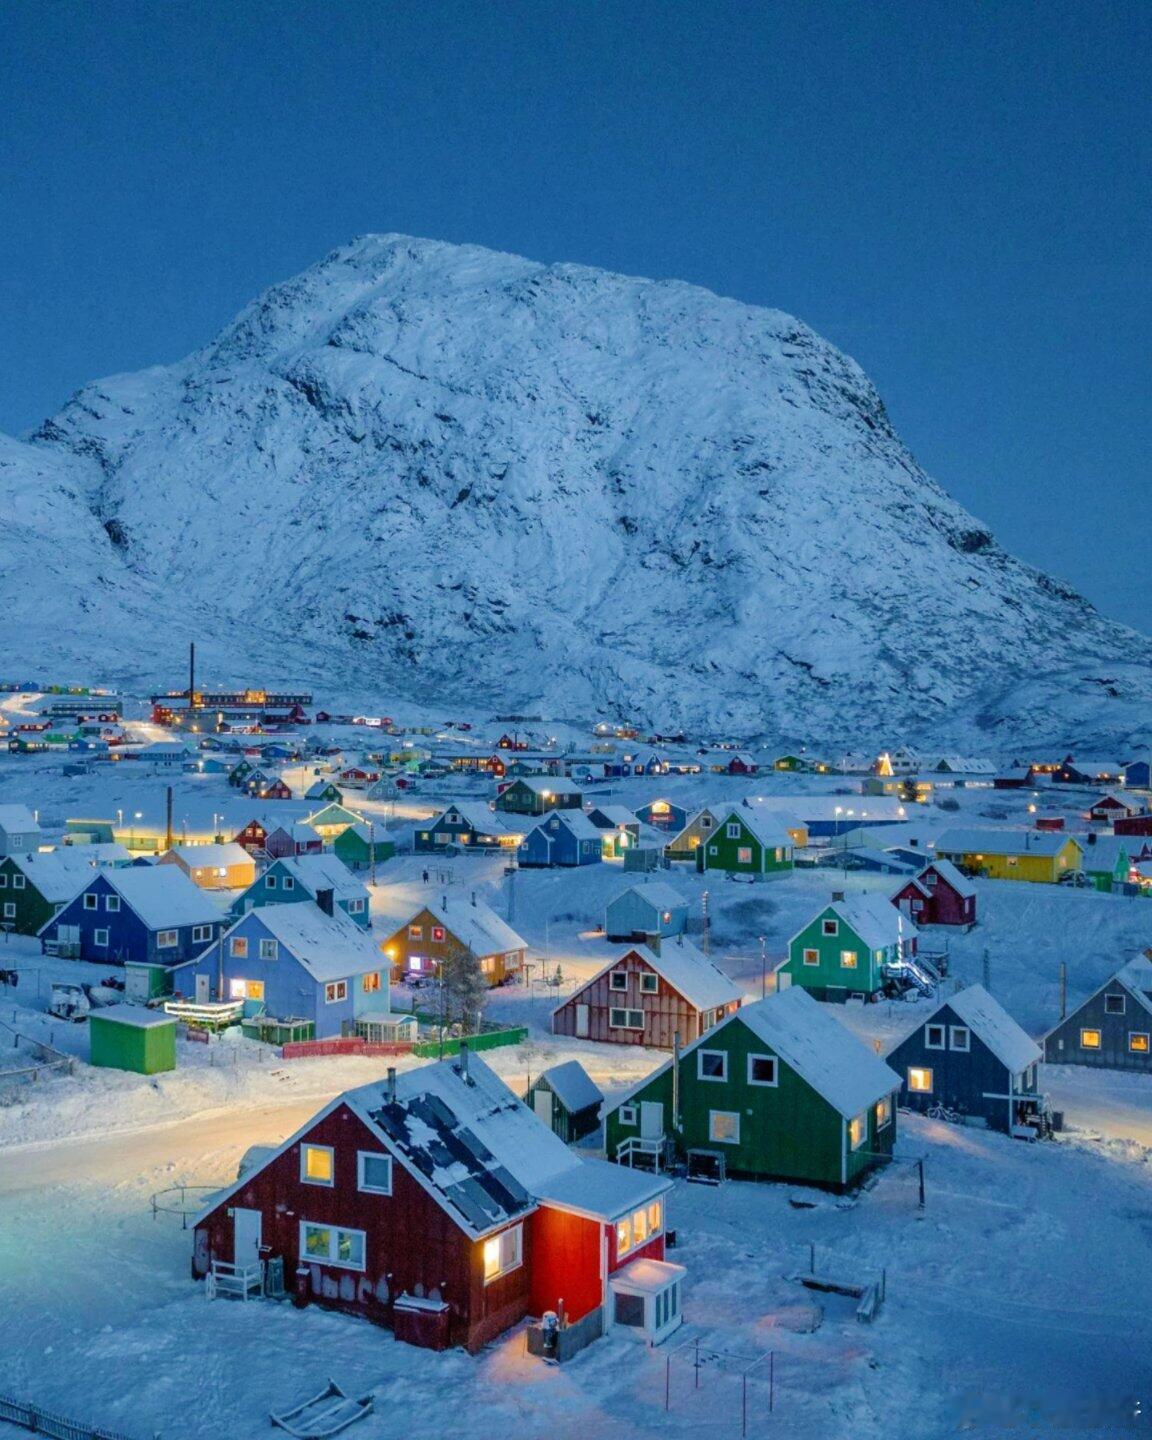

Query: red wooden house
[[552, 940, 741, 1049], [191, 1049, 681, 1352], [1089, 792, 1145, 824], [892, 859, 976, 929], [233, 816, 323, 858], [726, 753, 759, 775], [1116, 814, 1152, 837]]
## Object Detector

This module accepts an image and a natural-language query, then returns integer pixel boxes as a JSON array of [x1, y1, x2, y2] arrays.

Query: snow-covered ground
[[1, 704, 1150, 1437]]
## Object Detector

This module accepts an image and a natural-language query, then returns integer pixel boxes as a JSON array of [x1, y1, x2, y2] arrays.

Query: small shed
[[89, 1004, 177, 1074], [526, 1060, 603, 1143], [606, 882, 689, 943]]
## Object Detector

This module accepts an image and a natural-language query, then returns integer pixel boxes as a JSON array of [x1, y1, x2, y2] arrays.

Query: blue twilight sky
[[1, 1, 1148, 626]]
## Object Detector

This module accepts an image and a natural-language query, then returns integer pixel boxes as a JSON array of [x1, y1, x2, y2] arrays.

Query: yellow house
[[159, 841, 257, 891], [934, 828, 1083, 884]]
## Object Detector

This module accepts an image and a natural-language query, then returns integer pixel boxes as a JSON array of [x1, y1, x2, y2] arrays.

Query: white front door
[[640, 1101, 664, 1140], [575, 1003, 590, 1038], [195, 974, 210, 1004], [233, 1207, 262, 1268], [777, 970, 792, 992], [534, 1090, 553, 1128]]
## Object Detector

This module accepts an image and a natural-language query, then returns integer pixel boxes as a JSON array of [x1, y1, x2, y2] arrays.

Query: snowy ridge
[[3, 233, 1151, 746]]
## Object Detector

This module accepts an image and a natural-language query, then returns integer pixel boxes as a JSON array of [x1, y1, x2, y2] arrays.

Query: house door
[[897, 898, 913, 919], [575, 1004, 590, 1038], [777, 971, 792, 992], [533, 1090, 553, 1128], [195, 974, 210, 1004], [233, 1207, 262, 1268], [640, 1101, 664, 1140]]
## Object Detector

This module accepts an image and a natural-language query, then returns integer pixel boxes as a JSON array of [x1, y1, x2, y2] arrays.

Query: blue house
[[1126, 758, 1151, 790], [173, 903, 387, 1039], [605, 881, 690, 942], [518, 809, 603, 867], [40, 867, 224, 980], [635, 799, 690, 833], [232, 854, 371, 928], [885, 984, 1044, 1135], [414, 803, 525, 853]]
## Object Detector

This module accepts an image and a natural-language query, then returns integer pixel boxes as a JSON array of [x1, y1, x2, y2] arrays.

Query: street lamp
[[132, 811, 142, 849]]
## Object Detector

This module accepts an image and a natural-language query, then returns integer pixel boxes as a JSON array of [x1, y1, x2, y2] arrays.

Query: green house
[[604, 988, 900, 1191], [778, 892, 909, 1001], [495, 777, 584, 816], [1082, 836, 1131, 893], [228, 759, 255, 787], [89, 1004, 177, 1075], [694, 806, 794, 879], [0, 851, 96, 936], [333, 822, 396, 872]]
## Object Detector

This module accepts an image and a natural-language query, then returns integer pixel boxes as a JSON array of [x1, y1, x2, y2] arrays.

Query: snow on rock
[[3, 233, 1150, 746]]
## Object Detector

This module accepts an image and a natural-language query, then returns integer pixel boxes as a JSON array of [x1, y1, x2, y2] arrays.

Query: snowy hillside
[[5, 233, 1151, 745]]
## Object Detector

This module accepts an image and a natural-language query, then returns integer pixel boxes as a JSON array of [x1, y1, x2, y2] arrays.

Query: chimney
[[316, 886, 335, 916], [441, 893, 448, 910], [458, 1039, 470, 1082], [386, 1066, 397, 1103], [470, 890, 477, 907], [1087, 831, 1097, 846], [832, 890, 845, 903]]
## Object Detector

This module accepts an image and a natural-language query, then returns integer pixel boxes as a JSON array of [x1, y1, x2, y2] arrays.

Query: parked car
[[1057, 869, 1090, 887]]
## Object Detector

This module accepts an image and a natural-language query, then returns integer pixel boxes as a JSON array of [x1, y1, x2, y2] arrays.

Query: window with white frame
[[609, 1007, 644, 1029], [300, 1220, 364, 1271], [737, 846, 752, 864], [3, 903, 15, 919], [12, 874, 25, 890], [619, 1104, 638, 1126], [640, 973, 658, 994], [802, 948, 819, 967], [926, 1024, 946, 1050], [349, 899, 365, 913], [156, 929, 178, 948], [84, 893, 98, 911], [1129, 1032, 1150, 1054], [192, 924, 213, 943], [747, 1054, 777, 1086], [1104, 993, 1125, 1015], [230, 936, 249, 959], [698, 1049, 727, 1081], [93, 928, 109, 947], [822, 918, 838, 936], [301, 1144, 334, 1185], [840, 950, 858, 969], [325, 981, 348, 1004], [726, 822, 741, 839], [949, 1025, 970, 1052], [609, 971, 628, 991], [875, 1096, 892, 1128], [259, 939, 279, 961], [266, 874, 278, 889], [908, 1066, 933, 1093], [283, 876, 295, 891], [357, 1151, 393, 1194], [616, 1200, 663, 1258], [709, 1110, 740, 1144], [482, 1224, 522, 1283]]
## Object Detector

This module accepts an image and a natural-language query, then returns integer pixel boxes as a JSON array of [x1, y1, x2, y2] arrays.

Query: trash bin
[[293, 1266, 311, 1307]]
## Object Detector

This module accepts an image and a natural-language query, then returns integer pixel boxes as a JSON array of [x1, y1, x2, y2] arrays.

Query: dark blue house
[[518, 809, 603, 868], [635, 799, 690, 833], [1042, 955, 1152, 1074], [172, 903, 386, 1038], [414, 803, 523, 853], [1126, 758, 1151, 790], [885, 984, 1045, 1135], [40, 867, 224, 974]]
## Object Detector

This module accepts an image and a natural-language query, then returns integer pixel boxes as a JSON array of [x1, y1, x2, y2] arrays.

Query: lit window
[[698, 1050, 727, 1081], [325, 980, 348, 1003], [848, 1113, 866, 1149], [409, 925, 423, 940], [737, 846, 753, 864], [301, 1145, 334, 1185], [231, 937, 249, 959], [949, 1026, 970, 1052], [841, 950, 858, 969], [432, 926, 445, 942], [1130, 1033, 1150, 1054], [709, 1110, 740, 1144], [802, 948, 819, 967], [908, 1067, 933, 1093], [647, 1201, 662, 1232], [228, 978, 247, 1000], [482, 1224, 522, 1283], [609, 971, 628, 991], [747, 1054, 777, 1086], [362, 971, 381, 993], [1080, 1029, 1102, 1050], [926, 1024, 945, 1050], [357, 1151, 392, 1194], [300, 1220, 365, 1271], [875, 1097, 892, 1128]]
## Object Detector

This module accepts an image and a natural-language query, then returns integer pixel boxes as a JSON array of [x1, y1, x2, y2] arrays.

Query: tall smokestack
[[165, 786, 174, 852], [188, 642, 196, 711], [386, 1067, 397, 1103]]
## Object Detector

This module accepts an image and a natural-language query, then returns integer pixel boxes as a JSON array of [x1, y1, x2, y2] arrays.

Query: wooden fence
[[280, 1026, 528, 1062], [0, 1017, 74, 1093], [0, 1392, 147, 1440]]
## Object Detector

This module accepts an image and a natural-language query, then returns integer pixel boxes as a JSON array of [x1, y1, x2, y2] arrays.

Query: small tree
[[438, 937, 487, 1038]]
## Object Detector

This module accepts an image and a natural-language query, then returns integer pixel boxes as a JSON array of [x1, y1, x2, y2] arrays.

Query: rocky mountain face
[[4, 234, 1149, 747]]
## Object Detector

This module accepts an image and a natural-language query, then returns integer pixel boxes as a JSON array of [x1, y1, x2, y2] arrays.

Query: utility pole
[[982, 947, 991, 992], [1059, 960, 1067, 1020], [165, 786, 174, 852], [369, 820, 377, 886], [701, 889, 710, 957], [759, 935, 767, 998]]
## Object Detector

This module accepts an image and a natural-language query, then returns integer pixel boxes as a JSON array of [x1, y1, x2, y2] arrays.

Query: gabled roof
[[1092, 792, 1142, 813], [792, 892, 904, 951], [536, 1059, 602, 1113], [588, 805, 641, 828], [90, 867, 224, 929], [528, 809, 604, 841], [714, 805, 792, 849], [223, 903, 382, 984], [5, 849, 102, 904], [0, 804, 40, 833], [269, 853, 368, 902], [1041, 955, 1152, 1041], [935, 827, 1081, 859], [919, 857, 976, 899], [563, 939, 740, 1014], [941, 985, 1041, 1073], [164, 842, 252, 870], [434, 803, 523, 836], [504, 776, 582, 795], [607, 881, 690, 914], [377, 890, 527, 957]]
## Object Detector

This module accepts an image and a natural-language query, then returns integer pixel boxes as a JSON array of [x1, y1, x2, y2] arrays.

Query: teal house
[[778, 892, 914, 1002], [232, 854, 371, 927]]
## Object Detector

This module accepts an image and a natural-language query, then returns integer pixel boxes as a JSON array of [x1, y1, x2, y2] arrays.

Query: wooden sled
[[270, 1379, 373, 1438]]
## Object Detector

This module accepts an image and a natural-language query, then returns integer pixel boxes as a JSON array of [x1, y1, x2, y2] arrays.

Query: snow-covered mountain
[[4, 233, 1149, 746]]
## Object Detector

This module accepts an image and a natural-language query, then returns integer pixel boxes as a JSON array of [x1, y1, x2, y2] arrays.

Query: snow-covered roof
[[920, 858, 976, 899], [506, 777, 582, 795], [608, 881, 690, 915], [103, 867, 224, 929], [942, 985, 1041, 1074], [749, 795, 908, 823], [935, 827, 1080, 859], [794, 892, 903, 951], [435, 803, 523, 836], [1092, 792, 1142, 812], [534, 1156, 666, 1221], [8, 849, 102, 903], [271, 853, 367, 902], [529, 809, 604, 841], [376, 892, 525, 957], [536, 1059, 602, 1113], [90, 1003, 175, 1029], [568, 940, 739, 1013], [588, 805, 640, 828], [234, 904, 382, 984], [738, 989, 901, 1118], [0, 804, 39, 833], [718, 806, 793, 849], [165, 842, 252, 870]]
